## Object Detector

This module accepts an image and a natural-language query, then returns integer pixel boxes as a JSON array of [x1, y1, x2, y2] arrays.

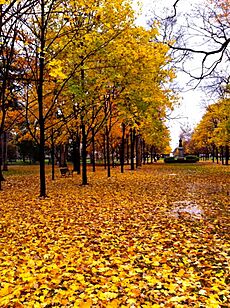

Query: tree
[[191, 99, 230, 164], [0, 0, 36, 189], [20, 0, 130, 194], [1, 0, 178, 193], [151, 0, 230, 92]]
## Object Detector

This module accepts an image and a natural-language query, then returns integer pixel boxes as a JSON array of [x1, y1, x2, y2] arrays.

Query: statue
[[178, 138, 184, 158]]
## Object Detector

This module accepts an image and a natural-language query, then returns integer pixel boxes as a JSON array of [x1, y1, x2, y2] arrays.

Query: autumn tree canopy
[[0, 0, 177, 194], [190, 98, 230, 164]]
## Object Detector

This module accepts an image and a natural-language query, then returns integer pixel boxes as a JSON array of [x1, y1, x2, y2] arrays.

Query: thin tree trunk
[[136, 134, 142, 167], [92, 127, 96, 172], [216, 147, 219, 164], [225, 145, 229, 165], [2, 132, 8, 171], [60, 144, 67, 167], [75, 133, 81, 174], [81, 123, 88, 185], [221, 146, 224, 165], [0, 6, 4, 190], [146, 144, 149, 163], [135, 134, 139, 168], [150, 146, 153, 163], [103, 133, 107, 169], [0, 133, 5, 190], [51, 129, 55, 180], [38, 2, 46, 197], [143, 140, 146, 165], [120, 123, 125, 173], [126, 134, 129, 165], [72, 140, 78, 172], [106, 125, 110, 177], [112, 149, 115, 168], [130, 128, 135, 170]]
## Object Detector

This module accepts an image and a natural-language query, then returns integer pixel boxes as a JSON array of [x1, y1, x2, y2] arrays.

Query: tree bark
[[126, 134, 129, 165], [106, 125, 111, 177], [0, 133, 5, 190], [2, 132, 8, 171], [130, 128, 135, 170], [225, 145, 229, 165], [212, 145, 215, 163], [135, 134, 139, 168], [143, 140, 146, 165], [81, 123, 88, 185], [92, 127, 96, 172], [150, 146, 153, 163], [216, 147, 219, 164], [103, 133, 106, 169], [59, 144, 67, 167], [38, 1, 46, 197], [221, 146, 224, 165], [51, 129, 55, 180], [120, 123, 125, 173], [72, 133, 81, 174], [72, 140, 78, 171]]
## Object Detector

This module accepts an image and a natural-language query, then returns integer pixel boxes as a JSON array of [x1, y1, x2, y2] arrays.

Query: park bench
[[59, 167, 73, 177]]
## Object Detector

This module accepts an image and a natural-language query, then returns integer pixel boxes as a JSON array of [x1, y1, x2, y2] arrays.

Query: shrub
[[185, 155, 199, 162], [164, 157, 175, 163], [164, 156, 199, 163]]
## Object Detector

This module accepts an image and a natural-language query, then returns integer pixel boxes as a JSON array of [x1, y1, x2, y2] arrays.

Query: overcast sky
[[132, 0, 206, 150]]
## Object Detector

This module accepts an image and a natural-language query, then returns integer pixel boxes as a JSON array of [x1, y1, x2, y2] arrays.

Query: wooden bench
[[60, 167, 73, 177]]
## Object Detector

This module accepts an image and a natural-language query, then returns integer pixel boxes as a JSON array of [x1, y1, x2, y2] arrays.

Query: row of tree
[[181, 98, 229, 165], [0, 0, 176, 196]]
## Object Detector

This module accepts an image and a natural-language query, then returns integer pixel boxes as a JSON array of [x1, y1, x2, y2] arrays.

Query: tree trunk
[[135, 134, 139, 168], [221, 146, 224, 165], [51, 129, 55, 180], [112, 149, 115, 168], [126, 134, 129, 165], [38, 2, 46, 197], [150, 146, 153, 163], [130, 128, 135, 170], [0, 7, 4, 190], [72, 140, 78, 172], [106, 125, 110, 177], [59, 144, 67, 167], [140, 138, 143, 164], [120, 123, 125, 173], [216, 147, 219, 164], [92, 127, 96, 172], [212, 144, 215, 163], [75, 132, 81, 174], [2, 132, 8, 171], [103, 133, 107, 169], [81, 123, 88, 185], [0, 133, 5, 190], [225, 145, 229, 165], [73, 133, 81, 174], [143, 140, 146, 165]]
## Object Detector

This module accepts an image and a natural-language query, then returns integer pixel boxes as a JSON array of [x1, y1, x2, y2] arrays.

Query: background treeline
[[180, 98, 230, 165]]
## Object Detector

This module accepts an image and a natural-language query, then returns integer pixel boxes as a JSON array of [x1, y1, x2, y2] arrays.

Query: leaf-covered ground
[[0, 163, 229, 307]]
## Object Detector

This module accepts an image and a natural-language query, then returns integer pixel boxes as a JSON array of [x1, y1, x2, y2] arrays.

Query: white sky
[[132, 0, 206, 150]]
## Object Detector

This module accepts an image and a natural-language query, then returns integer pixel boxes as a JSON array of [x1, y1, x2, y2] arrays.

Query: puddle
[[170, 200, 204, 219]]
